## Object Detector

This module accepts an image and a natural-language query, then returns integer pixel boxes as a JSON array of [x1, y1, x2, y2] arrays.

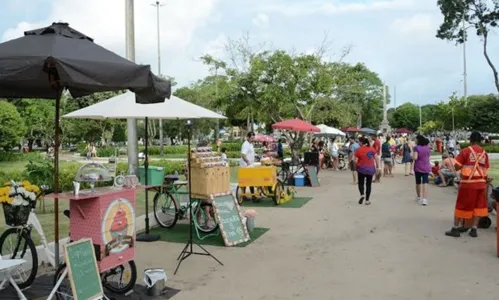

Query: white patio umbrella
[[64, 91, 225, 120], [63, 91, 225, 241], [314, 124, 346, 137]]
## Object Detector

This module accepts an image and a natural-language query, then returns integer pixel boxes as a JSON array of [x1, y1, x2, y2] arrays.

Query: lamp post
[[152, 1, 165, 156]]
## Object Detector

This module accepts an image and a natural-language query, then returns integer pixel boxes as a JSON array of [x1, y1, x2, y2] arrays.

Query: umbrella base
[[136, 232, 160, 242]]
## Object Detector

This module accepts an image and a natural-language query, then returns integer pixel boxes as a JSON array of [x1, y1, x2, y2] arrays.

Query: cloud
[[2, 0, 220, 80], [260, 0, 414, 17], [252, 13, 269, 28], [390, 13, 435, 38]]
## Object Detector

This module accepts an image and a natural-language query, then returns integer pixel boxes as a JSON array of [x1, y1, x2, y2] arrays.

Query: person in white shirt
[[329, 137, 339, 170], [221, 147, 228, 166], [240, 132, 256, 200]]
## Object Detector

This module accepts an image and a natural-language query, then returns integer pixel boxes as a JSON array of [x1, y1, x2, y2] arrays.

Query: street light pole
[[462, 7, 468, 105], [152, 1, 165, 156]]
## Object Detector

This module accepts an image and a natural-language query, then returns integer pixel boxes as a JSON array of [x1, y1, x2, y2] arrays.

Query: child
[[221, 147, 228, 166], [431, 161, 440, 177]]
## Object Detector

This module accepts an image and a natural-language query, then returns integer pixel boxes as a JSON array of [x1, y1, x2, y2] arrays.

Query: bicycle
[[0, 182, 136, 294], [152, 176, 218, 234]]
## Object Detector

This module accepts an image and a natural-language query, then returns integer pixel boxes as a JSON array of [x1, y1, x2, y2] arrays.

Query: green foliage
[[419, 121, 444, 134], [389, 103, 420, 131], [459, 143, 499, 153], [466, 94, 499, 132], [111, 122, 126, 143], [0, 152, 41, 162], [0, 101, 25, 150]]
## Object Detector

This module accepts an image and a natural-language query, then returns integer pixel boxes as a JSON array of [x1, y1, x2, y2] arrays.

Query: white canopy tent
[[63, 91, 225, 241], [314, 124, 346, 137], [63, 91, 225, 120]]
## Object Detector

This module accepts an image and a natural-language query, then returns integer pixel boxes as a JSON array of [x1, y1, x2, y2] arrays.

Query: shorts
[[332, 151, 338, 158], [383, 158, 392, 165], [440, 168, 455, 179], [349, 161, 356, 171], [415, 172, 429, 184], [455, 187, 488, 218]]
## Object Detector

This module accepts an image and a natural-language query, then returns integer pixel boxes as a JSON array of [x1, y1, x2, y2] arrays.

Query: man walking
[[445, 132, 490, 238]]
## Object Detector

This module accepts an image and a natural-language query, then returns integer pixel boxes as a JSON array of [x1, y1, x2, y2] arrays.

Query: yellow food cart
[[236, 165, 294, 205]]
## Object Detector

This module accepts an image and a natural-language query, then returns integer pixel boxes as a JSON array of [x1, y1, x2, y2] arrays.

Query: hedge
[[458, 143, 499, 153], [0, 152, 42, 162]]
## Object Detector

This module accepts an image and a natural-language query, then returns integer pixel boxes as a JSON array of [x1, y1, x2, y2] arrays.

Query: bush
[[459, 143, 499, 153], [0, 152, 42, 162]]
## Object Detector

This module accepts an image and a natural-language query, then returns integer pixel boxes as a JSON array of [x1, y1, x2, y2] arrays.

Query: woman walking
[[413, 135, 431, 206], [402, 137, 413, 176], [381, 136, 393, 177], [355, 137, 379, 205]]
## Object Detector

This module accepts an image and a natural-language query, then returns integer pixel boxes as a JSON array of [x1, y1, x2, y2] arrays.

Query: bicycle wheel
[[53, 263, 73, 300], [0, 228, 38, 289], [338, 158, 346, 170], [235, 186, 244, 205], [395, 155, 403, 164], [487, 183, 495, 213], [273, 180, 284, 205], [102, 260, 137, 294], [153, 190, 179, 228], [193, 202, 218, 234]]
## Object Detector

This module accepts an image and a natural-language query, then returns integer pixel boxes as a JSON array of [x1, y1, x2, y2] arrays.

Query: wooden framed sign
[[64, 238, 104, 300], [211, 192, 250, 246]]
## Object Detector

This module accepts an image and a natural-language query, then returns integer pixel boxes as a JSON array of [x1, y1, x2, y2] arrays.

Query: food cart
[[236, 165, 294, 205]]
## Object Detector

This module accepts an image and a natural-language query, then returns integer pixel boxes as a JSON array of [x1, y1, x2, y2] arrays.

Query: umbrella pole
[[136, 117, 159, 242], [54, 92, 61, 267]]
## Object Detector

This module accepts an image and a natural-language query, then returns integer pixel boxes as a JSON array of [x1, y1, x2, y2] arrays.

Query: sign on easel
[[305, 166, 320, 187], [211, 193, 250, 247], [64, 239, 104, 300]]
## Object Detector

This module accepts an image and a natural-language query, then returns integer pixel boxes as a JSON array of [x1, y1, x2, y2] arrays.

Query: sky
[[1, 0, 499, 107]]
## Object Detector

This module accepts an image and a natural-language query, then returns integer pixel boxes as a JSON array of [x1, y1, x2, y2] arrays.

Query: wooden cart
[[236, 165, 293, 205]]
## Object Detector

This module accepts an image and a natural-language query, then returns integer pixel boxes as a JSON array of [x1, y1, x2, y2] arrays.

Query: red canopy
[[395, 128, 412, 134], [272, 119, 320, 133], [341, 127, 361, 133]]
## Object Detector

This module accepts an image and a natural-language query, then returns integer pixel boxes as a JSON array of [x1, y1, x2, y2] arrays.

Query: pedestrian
[[240, 132, 256, 201], [445, 132, 490, 238], [381, 135, 393, 177], [402, 137, 413, 176], [348, 136, 360, 185], [413, 135, 431, 206], [354, 136, 379, 205]]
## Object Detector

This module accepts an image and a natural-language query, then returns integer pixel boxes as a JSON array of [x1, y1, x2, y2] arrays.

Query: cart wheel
[[478, 217, 492, 229], [236, 186, 244, 205], [273, 180, 284, 205]]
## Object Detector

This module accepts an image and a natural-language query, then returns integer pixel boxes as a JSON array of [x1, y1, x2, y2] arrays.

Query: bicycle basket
[[2, 203, 31, 226]]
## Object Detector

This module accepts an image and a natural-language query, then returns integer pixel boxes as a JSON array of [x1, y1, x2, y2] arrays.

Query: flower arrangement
[[0, 181, 39, 205], [243, 209, 257, 218]]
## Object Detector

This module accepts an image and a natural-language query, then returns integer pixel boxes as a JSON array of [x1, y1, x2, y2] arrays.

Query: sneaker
[[445, 227, 461, 237], [458, 227, 470, 233], [421, 198, 428, 206], [469, 228, 478, 238], [358, 196, 365, 205], [365, 200, 371, 205], [415, 197, 421, 204]]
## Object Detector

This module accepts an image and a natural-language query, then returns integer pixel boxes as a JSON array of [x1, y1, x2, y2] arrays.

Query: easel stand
[[47, 268, 111, 300], [174, 121, 224, 275]]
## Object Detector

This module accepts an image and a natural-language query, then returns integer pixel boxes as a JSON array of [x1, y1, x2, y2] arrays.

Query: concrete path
[[132, 166, 499, 300]]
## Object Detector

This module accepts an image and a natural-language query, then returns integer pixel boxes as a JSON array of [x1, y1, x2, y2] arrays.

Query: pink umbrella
[[254, 135, 275, 142], [272, 119, 320, 133]]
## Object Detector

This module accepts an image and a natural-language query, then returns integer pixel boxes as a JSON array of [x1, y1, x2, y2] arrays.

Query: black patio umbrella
[[0, 22, 171, 266]]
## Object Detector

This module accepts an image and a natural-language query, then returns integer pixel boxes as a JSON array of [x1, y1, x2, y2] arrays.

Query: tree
[[111, 122, 126, 143], [389, 103, 420, 131], [467, 94, 499, 132], [437, 0, 499, 92], [0, 101, 25, 150], [419, 120, 444, 134]]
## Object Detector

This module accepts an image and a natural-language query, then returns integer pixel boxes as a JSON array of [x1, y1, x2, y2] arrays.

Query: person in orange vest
[[445, 131, 490, 238]]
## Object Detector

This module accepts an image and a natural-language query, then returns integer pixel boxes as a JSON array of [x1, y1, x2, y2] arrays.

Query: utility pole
[[125, 0, 139, 175], [152, 1, 165, 156], [393, 86, 397, 109], [214, 66, 219, 143], [419, 93, 422, 128], [462, 7, 468, 105]]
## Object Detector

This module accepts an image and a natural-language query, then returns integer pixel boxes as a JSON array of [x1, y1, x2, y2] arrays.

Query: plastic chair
[[0, 255, 28, 300]]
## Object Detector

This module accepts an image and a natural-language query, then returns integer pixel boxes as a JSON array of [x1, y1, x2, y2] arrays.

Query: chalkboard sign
[[64, 239, 104, 300], [212, 194, 250, 246], [305, 166, 320, 187]]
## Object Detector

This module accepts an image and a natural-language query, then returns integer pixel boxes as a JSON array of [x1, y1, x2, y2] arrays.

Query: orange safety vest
[[460, 146, 488, 184]]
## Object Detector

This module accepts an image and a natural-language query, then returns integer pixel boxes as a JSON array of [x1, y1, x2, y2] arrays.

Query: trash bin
[[246, 216, 255, 232], [144, 268, 167, 296]]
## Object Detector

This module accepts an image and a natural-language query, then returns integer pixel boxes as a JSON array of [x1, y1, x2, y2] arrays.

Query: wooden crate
[[190, 166, 230, 197]]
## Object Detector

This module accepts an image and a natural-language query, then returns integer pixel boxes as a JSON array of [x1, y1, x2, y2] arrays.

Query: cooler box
[[139, 166, 165, 186], [294, 174, 305, 187]]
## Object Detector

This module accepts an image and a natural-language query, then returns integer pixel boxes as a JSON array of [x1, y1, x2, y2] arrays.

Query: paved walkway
[[134, 167, 498, 300]]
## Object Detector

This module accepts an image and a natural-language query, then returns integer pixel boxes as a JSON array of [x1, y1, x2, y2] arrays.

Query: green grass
[[0, 161, 28, 172], [150, 224, 269, 247], [240, 197, 312, 208], [489, 160, 499, 181]]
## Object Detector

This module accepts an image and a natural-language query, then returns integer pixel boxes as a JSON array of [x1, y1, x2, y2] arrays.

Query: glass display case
[[75, 162, 113, 192]]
